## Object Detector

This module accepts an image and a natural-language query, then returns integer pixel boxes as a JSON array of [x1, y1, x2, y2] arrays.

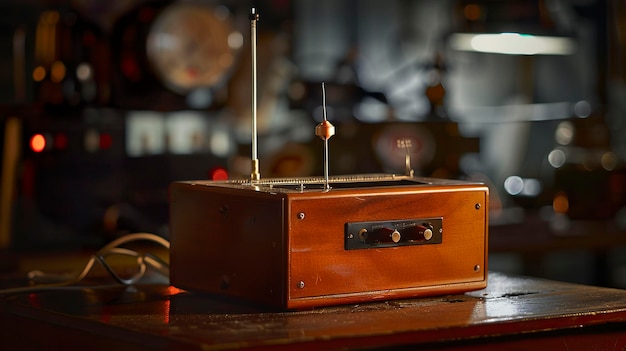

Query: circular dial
[[146, 3, 241, 93]]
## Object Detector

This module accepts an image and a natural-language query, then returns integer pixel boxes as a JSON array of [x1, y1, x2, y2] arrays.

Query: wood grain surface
[[2, 272, 626, 350], [169, 180, 488, 309]]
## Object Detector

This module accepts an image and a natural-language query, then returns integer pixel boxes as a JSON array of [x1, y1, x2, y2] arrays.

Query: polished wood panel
[[169, 179, 488, 309], [2, 272, 626, 350], [287, 187, 487, 306], [170, 184, 287, 307]]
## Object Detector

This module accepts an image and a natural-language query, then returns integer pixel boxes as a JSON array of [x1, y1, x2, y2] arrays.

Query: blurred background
[[1, 0, 626, 287]]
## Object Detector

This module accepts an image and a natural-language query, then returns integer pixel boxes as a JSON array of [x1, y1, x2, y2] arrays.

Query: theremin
[[169, 8, 488, 310]]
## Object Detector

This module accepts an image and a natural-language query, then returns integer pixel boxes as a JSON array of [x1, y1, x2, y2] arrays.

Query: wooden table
[[1, 272, 626, 350]]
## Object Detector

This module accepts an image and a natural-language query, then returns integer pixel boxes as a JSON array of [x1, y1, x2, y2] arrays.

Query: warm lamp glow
[[50, 61, 66, 83], [32, 66, 46, 82], [553, 193, 569, 214], [30, 134, 46, 152]]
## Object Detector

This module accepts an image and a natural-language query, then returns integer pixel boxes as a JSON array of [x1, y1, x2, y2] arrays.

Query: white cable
[[0, 232, 170, 296]]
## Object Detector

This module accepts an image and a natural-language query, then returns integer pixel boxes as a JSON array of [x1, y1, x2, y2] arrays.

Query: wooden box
[[169, 175, 488, 310]]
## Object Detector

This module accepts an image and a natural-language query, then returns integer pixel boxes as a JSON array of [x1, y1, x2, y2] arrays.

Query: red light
[[82, 31, 96, 46], [54, 133, 68, 150], [138, 7, 155, 23], [100, 133, 112, 150], [30, 134, 46, 152], [166, 286, 185, 295], [121, 56, 141, 81], [210, 167, 228, 180]]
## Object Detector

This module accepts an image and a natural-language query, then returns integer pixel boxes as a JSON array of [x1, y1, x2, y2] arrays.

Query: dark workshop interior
[[1, 0, 626, 290]]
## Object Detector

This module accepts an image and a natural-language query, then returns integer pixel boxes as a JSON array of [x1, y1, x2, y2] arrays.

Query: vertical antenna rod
[[250, 7, 260, 181], [398, 139, 415, 177], [315, 82, 335, 191]]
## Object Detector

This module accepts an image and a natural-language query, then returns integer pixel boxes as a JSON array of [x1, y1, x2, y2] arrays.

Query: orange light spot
[[553, 192, 569, 214], [50, 61, 66, 83], [464, 4, 482, 21], [32, 66, 46, 82], [166, 286, 185, 295], [30, 134, 46, 152]]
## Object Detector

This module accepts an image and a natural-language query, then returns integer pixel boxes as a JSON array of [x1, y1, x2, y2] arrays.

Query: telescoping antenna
[[250, 7, 260, 181]]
